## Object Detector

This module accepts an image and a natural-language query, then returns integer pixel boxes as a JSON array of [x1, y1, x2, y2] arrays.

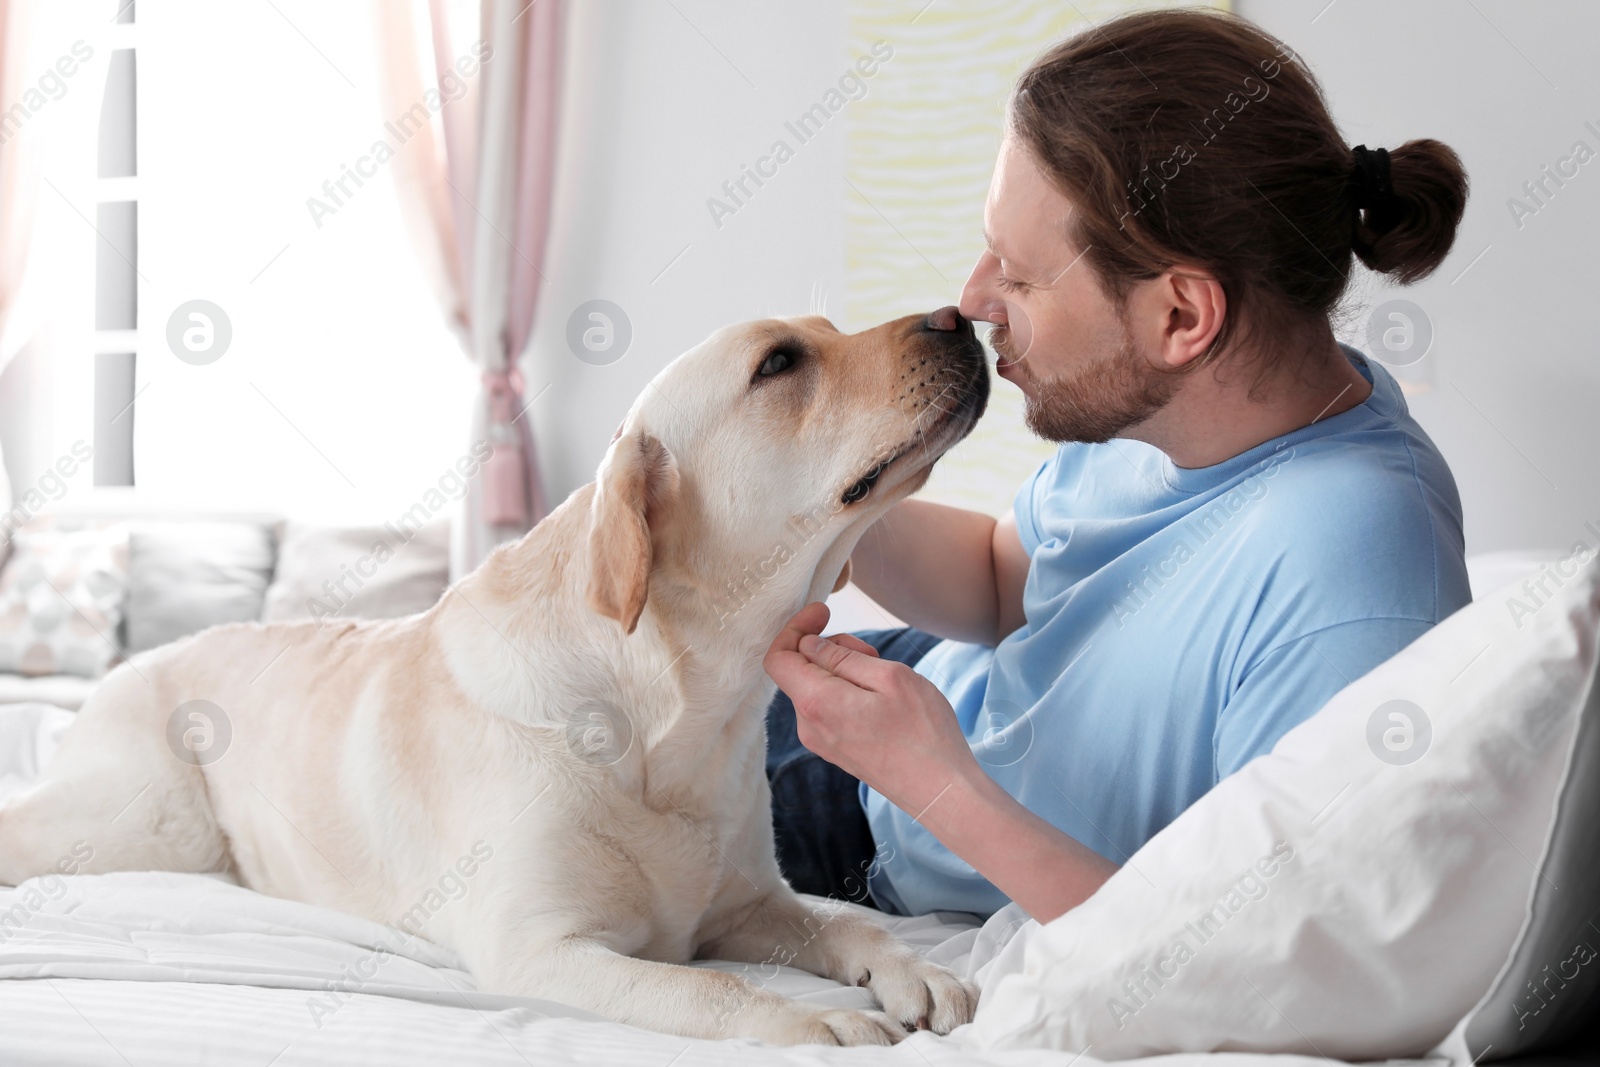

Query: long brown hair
[[1010, 8, 1468, 370]]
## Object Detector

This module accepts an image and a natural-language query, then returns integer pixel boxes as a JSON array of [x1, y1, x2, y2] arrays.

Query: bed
[[0, 702, 1391, 1067], [4, 549, 1599, 1066]]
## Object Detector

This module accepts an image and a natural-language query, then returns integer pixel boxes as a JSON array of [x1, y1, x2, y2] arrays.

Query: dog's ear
[[587, 430, 678, 635], [831, 558, 852, 593]]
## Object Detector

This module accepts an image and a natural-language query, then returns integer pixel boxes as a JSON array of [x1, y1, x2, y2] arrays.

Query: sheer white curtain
[[133, 0, 474, 521], [375, 0, 564, 576], [0, 1, 110, 491], [0, 0, 35, 372]]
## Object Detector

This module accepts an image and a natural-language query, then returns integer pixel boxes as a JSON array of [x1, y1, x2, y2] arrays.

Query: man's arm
[[848, 500, 1032, 646], [764, 603, 1117, 923], [905, 751, 1118, 923]]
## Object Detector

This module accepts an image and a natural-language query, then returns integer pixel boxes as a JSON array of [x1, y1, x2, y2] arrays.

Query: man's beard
[[993, 324, 1180, 444]]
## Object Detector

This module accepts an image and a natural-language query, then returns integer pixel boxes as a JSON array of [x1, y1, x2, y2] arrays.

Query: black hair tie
[[1350, 144, 1403, 234]]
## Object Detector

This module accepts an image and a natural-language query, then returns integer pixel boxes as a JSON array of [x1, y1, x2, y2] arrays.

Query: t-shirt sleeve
[[1011, 450, 1061, 558], [1214, 615, 1434, 779]]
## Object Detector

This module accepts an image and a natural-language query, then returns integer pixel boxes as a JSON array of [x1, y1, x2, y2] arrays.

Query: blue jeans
[[764, 625, 944, 910]]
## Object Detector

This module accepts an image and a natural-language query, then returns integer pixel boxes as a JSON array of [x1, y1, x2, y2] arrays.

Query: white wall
[[1234, 0, 1599, 554], [9, 0, 1591, 558], [525, 0, 849, 508], [535, 0, 1600, 557]]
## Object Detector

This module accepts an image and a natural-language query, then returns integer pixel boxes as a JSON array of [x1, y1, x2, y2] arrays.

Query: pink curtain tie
[[482, 366, 525, 422], [481, 367, 530, 527]]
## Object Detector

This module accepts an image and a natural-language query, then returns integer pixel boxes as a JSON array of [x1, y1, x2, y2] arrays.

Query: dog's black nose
[[924, 306, 966, 332]]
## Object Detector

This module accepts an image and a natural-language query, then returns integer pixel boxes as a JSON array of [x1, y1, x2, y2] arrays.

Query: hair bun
[[1351, 138, 1469, 284]]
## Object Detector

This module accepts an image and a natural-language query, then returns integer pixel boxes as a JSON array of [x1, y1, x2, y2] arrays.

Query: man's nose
[[959, 250, 1005, 325]]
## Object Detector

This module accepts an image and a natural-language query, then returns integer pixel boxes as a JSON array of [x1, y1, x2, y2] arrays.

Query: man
[[763, 8, 1471, 923]]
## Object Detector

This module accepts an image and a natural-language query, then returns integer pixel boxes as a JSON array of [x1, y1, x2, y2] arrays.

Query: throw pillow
[[0, 524, 131, 678]]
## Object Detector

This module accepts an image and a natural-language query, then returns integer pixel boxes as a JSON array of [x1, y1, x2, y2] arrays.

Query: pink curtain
[[0, 0, 38, 375], [374, 0, 563, 575]]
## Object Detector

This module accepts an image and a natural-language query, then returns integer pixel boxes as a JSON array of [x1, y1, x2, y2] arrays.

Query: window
[[128, 1, 475, 520]]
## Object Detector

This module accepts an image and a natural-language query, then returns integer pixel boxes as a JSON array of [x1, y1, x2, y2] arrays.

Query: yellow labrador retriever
[[0, 309, 989, 1045]]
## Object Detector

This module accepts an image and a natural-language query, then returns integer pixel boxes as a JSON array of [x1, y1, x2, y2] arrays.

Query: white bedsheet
[[0, 702, 1431, 1067], [0, 869, 989, 1017]]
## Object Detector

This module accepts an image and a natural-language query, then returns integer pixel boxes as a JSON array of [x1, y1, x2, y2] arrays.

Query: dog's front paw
[[748, 1005, 905, 1046], [857, 953, 979, 1035]]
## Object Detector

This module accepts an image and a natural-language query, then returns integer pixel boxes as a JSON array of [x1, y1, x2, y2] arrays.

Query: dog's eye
[[755, 345, 800, 379]]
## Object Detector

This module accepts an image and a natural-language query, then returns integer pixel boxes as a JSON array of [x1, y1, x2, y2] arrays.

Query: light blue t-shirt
[[863, 346, 1470, 918]]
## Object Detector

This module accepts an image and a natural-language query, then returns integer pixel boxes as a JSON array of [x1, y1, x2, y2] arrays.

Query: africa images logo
[[1107, 841, 1296, 1031], [1365, 699, 1431, 766], [1504, 521, 1600, 629], [165, 700, 232, 767], [705, 41, 893, 229], [1109, 447, 1294, 628]]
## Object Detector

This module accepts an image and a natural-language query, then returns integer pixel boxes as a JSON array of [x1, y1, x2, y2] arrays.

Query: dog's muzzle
[[913, 306, 990, 431]]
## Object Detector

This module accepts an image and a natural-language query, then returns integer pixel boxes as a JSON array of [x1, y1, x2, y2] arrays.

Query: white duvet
[[0, 702, 1412, 1067]]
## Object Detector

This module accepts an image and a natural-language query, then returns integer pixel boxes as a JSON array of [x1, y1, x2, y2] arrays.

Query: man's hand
[[764, 601, 1120, 922], [763, 602, 980, 818]]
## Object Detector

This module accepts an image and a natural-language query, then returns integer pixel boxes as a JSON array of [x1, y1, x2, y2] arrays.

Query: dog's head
[[587, 309, 989, 635]]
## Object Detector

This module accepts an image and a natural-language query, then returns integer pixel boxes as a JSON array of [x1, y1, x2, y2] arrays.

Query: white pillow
[[1439, 595, 1600, 1060], [262, 519, 449, 624], [970, 556, 1600, 1060], [125, 521, 276, 653]]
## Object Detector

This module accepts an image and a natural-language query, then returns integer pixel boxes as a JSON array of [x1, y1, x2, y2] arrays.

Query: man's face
[[959, 134, 1178, 444]]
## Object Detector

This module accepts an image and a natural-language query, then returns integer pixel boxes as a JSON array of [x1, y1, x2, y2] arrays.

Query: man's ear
[[587, 431, 679, 635], [1153, 267, 1227, 371], [831, 557, 852, 593]]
